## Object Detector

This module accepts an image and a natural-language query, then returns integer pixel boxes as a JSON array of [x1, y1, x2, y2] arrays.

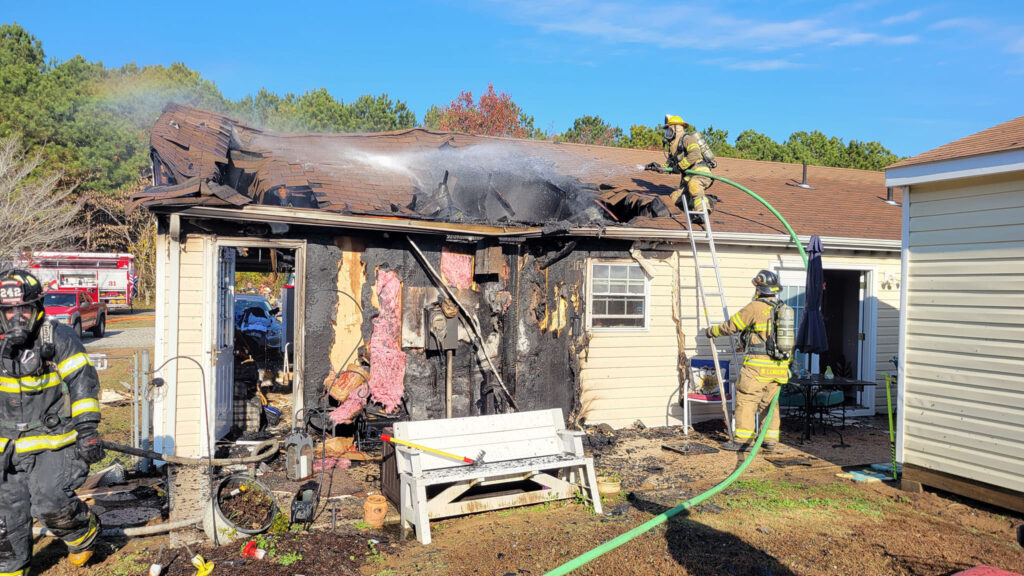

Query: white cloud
[[881, 10, 922, 26], [726, 59, 802, 71], [491, 1, 919, 53], [929, 18, 987, 31]]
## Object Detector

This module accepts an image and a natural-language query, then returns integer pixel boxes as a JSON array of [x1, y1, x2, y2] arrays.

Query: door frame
[[202, 237, 307, 454], [776, 261, 877, 416]]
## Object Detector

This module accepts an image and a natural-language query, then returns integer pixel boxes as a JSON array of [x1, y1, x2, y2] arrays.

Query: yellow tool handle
[[380, 434, 474, 464]]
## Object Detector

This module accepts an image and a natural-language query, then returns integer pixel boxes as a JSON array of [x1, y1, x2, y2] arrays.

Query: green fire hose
[[543, 171, 809, 576]]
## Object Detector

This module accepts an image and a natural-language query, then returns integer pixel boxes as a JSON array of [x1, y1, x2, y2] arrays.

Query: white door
[[213, 247, 236, 439]]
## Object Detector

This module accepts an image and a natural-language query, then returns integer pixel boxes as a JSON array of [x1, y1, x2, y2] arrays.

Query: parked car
[[43, 289, 107, 338], [234, 294, 283, 351]]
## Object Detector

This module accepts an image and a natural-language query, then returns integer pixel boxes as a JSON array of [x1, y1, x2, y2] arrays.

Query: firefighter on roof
[[0, 270, 103, 572], [645, 115, 718, 223], [705, 270, 791, 452]]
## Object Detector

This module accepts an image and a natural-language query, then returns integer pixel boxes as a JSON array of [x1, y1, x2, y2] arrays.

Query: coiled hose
[[543, 171, 809, 575]]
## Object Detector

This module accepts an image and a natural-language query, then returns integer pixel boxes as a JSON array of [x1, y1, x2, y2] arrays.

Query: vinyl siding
[[172, 236, 207, 457], [581, 244, 901, 429], [904, 172, 1024, 493]]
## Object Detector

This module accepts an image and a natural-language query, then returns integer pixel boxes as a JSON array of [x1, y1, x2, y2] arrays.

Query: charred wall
[[300, 229, 639, 428]]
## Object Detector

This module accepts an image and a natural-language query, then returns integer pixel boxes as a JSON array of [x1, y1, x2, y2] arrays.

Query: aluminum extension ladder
[[681, 199, 742, 442]]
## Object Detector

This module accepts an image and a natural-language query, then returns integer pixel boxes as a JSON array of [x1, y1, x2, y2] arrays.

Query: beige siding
[[171, 236, 207, 456], [582, 244, 901, 429], [904, 173, 1024, 493]]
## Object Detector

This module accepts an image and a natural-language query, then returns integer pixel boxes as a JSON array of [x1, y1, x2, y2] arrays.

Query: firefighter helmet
[[0, 269, 45, 345], [663, 115, 689, 128], [752, 269, 780, 296]]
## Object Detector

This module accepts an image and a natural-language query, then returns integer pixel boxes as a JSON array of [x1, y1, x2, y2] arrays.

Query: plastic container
[[264, 406, 282, 426], [596, 476, 621, 496], [203, 474, 277, 544], [363, 494, 388, 529]]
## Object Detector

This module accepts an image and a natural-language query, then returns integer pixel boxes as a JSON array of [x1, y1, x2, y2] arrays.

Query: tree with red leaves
[[428, 84, 543, 138]]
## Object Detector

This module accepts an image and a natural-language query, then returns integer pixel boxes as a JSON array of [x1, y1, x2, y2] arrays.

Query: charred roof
[[137, 104, 899, 241]]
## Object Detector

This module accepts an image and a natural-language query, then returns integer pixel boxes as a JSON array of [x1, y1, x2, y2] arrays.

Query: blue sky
[[4, 1, 1023, 157]]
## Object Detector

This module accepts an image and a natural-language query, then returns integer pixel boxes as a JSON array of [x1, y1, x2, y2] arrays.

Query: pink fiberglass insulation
[[329, 384, 368, 424], [441, 248, 473, 289], [313, 457, 351, 472], [368, 269, 406, 412]]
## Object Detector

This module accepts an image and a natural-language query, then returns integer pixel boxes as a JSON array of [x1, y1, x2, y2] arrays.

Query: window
[[590, 262, 647, 329], [780, 282, 811, 374]]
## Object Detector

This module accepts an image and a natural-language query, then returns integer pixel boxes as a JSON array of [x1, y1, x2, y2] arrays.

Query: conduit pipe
[[543, 171, 810, 576], [405, 235, 519, 411], [34, 516, 202, 539]]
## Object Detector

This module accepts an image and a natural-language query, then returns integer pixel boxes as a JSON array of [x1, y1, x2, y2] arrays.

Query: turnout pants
[[0, 445, 98, 574], [733, 357, 789, 446]]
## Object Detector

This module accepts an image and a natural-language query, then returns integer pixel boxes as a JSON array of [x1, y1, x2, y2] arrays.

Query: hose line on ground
[[543, 172, 810, 575], [102, 439, 280, 466], [544, 391, 781, 576], [33, 516, 202, 538]]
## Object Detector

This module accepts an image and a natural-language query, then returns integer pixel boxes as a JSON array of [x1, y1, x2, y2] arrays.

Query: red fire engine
[[25, 251, 137, 310]]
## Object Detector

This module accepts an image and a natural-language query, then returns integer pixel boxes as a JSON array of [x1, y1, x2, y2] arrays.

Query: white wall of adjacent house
[[901, 171, 1024, 493], [580, 243, 901, 430]]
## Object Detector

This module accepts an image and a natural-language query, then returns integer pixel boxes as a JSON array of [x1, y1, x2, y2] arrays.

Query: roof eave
[[886, 148, 1024, 187]]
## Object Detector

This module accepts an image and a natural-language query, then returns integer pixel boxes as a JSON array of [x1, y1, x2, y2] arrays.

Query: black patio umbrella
[[796, 235, 828, 354]]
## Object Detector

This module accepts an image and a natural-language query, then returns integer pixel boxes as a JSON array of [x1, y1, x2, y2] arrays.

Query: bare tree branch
[[0, 136, 82, 267]]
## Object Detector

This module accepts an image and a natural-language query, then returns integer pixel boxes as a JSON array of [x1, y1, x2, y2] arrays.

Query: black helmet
[[752, 269, 780, 296], [0, 269, 45, 345]]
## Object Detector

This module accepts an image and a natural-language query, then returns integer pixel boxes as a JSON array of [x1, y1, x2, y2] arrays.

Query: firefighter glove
[[76, 424, 105, 464], [704, 327, 715, 339], [644, 162, 663, 173]]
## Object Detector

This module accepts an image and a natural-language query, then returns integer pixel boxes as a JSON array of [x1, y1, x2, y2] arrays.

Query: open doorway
[[779, 265, 875, 415], [209, 241, 303, 445], [232, 246, 298, 437], [821, 269, 874, 413]]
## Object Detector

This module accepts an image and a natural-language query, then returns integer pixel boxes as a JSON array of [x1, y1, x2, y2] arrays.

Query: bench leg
[[400, 476, 414, 541], [583, 461, 603, 515], [413, 481, 431, 545]]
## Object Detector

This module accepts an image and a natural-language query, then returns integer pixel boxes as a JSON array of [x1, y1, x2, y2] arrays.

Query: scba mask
[[0, 304, 41, 346], [0, 271, 45, 346]]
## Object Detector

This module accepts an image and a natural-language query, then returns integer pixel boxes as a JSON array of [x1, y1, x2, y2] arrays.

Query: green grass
[[96, 550, 148, 576], [718, 479, 883, 519]]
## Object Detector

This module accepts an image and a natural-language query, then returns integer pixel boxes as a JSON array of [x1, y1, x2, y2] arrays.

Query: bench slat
[[395, 408, 564, 438]]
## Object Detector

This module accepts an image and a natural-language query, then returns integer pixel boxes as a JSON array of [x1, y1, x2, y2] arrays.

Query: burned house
[[136, 104, 903, 465]]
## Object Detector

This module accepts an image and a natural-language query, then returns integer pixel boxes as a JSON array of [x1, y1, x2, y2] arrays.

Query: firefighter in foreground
[[704, 270, 793, 452], [0, 270, 103, 572], [645, 114, 718, 222]]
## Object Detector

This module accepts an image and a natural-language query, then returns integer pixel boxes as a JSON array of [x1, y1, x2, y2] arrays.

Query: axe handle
[[380, 434, 475, 464]]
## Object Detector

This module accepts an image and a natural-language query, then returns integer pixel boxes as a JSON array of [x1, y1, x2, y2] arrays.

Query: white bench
[[384, 408, 602, 544]]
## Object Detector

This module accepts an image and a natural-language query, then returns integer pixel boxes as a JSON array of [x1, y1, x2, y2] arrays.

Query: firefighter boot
[[69, 549, 93, 566], [720, 440, 749, 452]]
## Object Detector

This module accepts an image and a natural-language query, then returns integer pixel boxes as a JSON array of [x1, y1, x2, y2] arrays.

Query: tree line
[[0, 23, 901, 298]]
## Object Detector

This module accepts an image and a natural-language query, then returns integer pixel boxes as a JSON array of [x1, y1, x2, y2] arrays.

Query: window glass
[[591, 262, 647, 329]]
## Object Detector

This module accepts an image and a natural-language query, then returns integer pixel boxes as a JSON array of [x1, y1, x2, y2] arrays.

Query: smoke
[[258, 136, 623, 225]]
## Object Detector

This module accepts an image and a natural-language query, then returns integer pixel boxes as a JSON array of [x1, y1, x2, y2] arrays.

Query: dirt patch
[[26, 415, 1024, 575]]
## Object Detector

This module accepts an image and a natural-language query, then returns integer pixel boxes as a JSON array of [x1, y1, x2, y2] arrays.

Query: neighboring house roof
[[137, 104, 899, 242], [889, 115, 1024, 169]]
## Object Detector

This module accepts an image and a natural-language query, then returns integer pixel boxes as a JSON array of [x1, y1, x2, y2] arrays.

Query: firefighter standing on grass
[[0, 270, 104, 573], [645, 115, 717, 222], [705, 270, 790, 452]]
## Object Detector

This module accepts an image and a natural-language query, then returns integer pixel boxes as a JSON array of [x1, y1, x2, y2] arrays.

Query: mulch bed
[[162, 531, 380, 576]]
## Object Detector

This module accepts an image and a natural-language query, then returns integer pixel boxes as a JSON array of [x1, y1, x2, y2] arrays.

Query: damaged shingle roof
[[137, 104, 899, 241]]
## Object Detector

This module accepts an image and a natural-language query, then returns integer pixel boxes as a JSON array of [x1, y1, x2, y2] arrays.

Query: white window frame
[[586, 259, 650, 332]]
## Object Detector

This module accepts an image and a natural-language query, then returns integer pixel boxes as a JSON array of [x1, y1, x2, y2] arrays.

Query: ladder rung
[[698, 264, 717, 269], [704, 291, 722, 297]]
